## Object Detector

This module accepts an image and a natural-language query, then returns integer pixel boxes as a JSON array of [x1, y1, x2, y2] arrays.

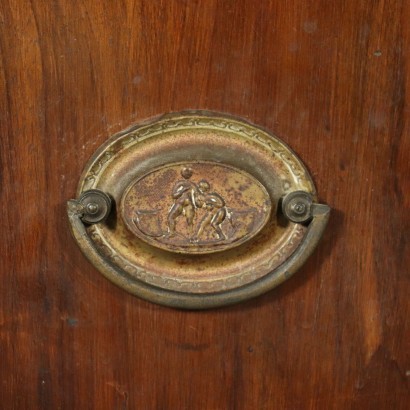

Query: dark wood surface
[[1, 1, 409, 408]]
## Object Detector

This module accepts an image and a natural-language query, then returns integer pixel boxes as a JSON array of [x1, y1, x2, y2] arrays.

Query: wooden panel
[[0, 0, 408, 408]]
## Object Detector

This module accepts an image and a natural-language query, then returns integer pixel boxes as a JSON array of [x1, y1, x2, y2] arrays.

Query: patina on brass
[[67, 111, 330, 309], [121, 161, 272, 254]]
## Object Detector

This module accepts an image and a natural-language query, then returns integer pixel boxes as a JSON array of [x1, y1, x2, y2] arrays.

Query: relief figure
[[166, 168, 231, 242], [194, 180, 230, 241], [167, 167, 197, 237]]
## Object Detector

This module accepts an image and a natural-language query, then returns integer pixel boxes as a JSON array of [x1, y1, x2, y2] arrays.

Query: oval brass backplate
[[67, 111, 330, 309]]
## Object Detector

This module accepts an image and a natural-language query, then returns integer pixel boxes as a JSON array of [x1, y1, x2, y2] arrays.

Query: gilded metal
[[67, 111, 330, 309], [121, 162, 272, 254]]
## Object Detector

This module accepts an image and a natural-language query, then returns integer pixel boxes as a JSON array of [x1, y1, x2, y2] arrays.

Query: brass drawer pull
[[67, 111, 330, 309]]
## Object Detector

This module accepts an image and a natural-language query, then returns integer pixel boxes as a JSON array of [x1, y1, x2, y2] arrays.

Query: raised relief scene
[[121, 162, 272, 254]]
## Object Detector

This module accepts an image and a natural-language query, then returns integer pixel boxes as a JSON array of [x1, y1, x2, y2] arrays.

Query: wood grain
[[0, 0, 409, 408]]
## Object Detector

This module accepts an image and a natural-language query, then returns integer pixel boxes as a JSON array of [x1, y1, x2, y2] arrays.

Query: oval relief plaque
[[121, 161, 272, 254]]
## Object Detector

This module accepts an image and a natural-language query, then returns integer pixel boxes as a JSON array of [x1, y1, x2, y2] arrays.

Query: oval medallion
[[121, 161, 272, 254]]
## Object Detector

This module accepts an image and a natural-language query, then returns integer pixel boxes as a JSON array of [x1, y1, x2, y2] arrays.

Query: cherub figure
[[167, 167, 197, 237], [194, 180, 228, 241]]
